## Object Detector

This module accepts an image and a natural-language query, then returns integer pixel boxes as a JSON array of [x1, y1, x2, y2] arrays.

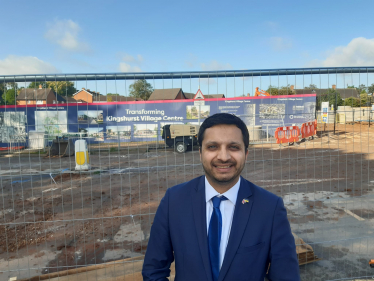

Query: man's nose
[[217, 147, 231, 162]]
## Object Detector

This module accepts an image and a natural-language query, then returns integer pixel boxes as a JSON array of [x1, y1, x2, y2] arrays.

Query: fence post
[[156, 129, 159, 148], [118, 131, 120, 152], [333, 91, 337, 134], [267, 125, 269, 143]]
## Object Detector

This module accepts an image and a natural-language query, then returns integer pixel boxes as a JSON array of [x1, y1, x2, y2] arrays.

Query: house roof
[[73, 88, 104, 97], [183, 92, 225, 99], [294, 88, 359, 99], [148, 88, 183, 100], [204, 94, 225, 99], [17, 88, 54, 100], [93, 95, 143, 102], [62, 96, 80, 103], [149, 89, 225, 100], [183, 92, 195, 99]]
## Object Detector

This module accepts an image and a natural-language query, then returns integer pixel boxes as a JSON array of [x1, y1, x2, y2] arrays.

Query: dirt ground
[[1, 122, 374, 280]]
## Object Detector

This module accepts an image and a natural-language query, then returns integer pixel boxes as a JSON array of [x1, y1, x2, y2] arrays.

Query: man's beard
[[202, 160, 245, 185]]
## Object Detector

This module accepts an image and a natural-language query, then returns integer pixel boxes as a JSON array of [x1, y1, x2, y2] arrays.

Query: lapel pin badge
[[242, 199, 249, 204]]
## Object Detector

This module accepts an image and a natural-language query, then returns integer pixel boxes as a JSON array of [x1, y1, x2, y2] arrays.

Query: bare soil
[[1, 122, 374, 279]]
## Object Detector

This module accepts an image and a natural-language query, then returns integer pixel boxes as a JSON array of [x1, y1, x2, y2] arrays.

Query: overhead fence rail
[[0, 67, 374, 281]]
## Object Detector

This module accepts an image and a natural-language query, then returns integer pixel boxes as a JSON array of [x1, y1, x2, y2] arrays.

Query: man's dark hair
[[198, 113, 249, 151]]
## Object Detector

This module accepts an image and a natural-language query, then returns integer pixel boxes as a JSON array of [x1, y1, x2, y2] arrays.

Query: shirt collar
[[205, 176, 241, 205]]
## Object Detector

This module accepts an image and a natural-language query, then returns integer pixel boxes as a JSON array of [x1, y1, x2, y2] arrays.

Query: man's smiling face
[[200, 124, 248, 191]]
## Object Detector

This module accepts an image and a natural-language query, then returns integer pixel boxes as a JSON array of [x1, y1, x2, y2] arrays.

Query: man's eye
[[230, 146, 239, 150], [208, 145, 216, 149]]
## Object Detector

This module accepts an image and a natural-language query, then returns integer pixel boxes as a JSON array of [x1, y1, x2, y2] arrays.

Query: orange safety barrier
[[301, 120, 317, 139], [274, 126, 300, 144], [0, 146, 24, 151]]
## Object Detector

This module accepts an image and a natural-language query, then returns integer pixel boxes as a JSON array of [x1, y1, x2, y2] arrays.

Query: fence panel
[[0, 67, 374, 280]]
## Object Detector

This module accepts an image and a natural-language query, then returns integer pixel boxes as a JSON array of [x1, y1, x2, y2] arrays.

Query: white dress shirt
[[205, 176, 241, 269]]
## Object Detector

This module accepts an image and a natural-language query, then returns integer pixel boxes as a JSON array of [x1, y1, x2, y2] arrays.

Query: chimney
[[247, 93, 250, 97], [82, 87, 85, 90], [87, 89, 90, 91], [332, 84, 336, 90], [39, 84, 42, 89], [290, 85, 294, 90]]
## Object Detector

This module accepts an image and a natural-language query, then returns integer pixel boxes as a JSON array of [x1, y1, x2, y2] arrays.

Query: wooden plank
[[18, 256, 144, 281], [293, 233, 321, 265], [20, 234, 319, 280], [19, 256, 176, 281]]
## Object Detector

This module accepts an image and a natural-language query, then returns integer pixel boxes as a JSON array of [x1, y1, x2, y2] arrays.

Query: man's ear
[[245, 149, 249, 160], [199, 147, 202, 161]]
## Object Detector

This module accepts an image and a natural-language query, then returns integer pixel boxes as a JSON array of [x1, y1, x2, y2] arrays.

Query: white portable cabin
[[28, 131, 47, 149]]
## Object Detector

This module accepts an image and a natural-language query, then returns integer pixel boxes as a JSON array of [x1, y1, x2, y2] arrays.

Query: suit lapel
[[218, 178, 253, 281], [192, 176, 213, 281]]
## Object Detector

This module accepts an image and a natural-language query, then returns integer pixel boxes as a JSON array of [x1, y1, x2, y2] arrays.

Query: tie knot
[[211, 196, 227, 208]]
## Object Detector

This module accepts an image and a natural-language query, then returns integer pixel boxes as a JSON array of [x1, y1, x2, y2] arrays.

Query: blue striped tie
[[208, 196, 228, 281]]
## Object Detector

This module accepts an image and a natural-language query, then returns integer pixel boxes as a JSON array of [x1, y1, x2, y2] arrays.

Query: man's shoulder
[[242, 177, 280, 204]]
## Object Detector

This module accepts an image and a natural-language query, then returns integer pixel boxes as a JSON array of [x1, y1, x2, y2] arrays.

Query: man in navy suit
[[142, 113, 300, 281]]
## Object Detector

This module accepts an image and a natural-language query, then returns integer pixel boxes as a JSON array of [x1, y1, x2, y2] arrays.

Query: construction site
[[0, 121, 373, 280], [0, 68, 374, 281]]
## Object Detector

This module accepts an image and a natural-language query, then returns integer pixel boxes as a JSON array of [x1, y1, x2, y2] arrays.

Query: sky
[[1, 0, 374, 94]]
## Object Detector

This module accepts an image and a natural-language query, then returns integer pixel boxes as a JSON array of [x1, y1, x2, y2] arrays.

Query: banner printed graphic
[[0, 95, 316, 146]]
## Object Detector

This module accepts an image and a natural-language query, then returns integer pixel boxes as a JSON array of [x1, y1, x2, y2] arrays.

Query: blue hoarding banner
[[0, 94, 316, 147]]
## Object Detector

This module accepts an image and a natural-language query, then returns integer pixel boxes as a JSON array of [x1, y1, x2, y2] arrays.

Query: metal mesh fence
[[0, 67, 374, 280]]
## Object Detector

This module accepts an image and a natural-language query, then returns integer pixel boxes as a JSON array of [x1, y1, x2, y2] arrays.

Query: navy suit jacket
[[142, 176, 300, 281]]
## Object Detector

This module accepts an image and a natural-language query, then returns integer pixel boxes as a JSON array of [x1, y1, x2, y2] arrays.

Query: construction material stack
[[47, 137, 74, 157]]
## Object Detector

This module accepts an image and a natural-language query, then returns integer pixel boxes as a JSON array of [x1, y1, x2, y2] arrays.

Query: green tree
[[266, 85, 294, 95], [0, 83, 5, 105], [106, 93, 120, 102], [129, 79, 153, 100], [346, 84, 367, 96], [2, 88, 16, 105], [28, 81, 77, 97], [305, 84, 318, 89], [266, 85, 278, 95], [368, 83, 374, 94], [0, 83, 19, 105], [47, 81, 76, 97], [28, 81, 47, 89], [343, 97, 360, 107], [0, 82, 20, 105], [357, 84, 367, 94], [317, 88, 343, 110], [359, 92, 371, 106]]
